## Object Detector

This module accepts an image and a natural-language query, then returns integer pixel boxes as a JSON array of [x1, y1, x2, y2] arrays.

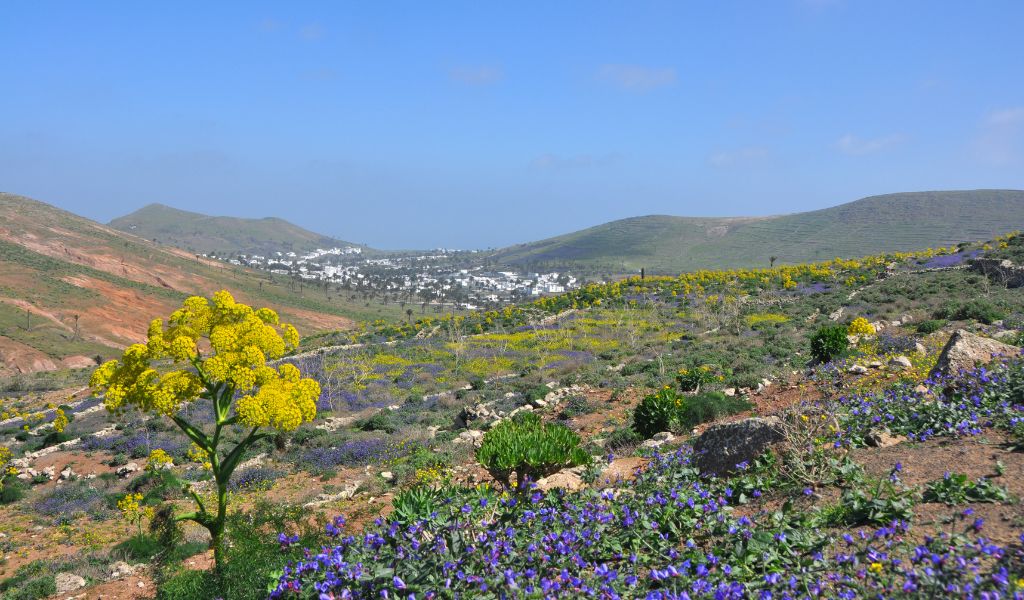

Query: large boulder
[[693, 417, 785, 476], [930, 330, 1020, 377]]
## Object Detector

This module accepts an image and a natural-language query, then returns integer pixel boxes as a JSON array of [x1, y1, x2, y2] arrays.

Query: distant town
[[205, 247, 579, 310]]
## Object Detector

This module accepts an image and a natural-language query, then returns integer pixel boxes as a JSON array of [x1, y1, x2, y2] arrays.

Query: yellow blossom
[[52, 408, 68, 433]]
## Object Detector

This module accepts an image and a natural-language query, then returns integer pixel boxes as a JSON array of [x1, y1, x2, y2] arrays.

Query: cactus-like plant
[[476, 413, 589, 490]]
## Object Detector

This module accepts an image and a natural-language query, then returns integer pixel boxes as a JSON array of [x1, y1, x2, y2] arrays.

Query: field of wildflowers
[[0, 236, 1022, 598]]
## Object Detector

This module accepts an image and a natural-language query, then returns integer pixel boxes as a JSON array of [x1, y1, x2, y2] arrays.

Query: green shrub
[[0, 575, 55, 600], [810, 325, 849, 363], [476, 413, 589, 489], [633, 388, 677, 438], [604, 425, 642, 451], [358, 412, 398, 434], [936, 300, 1006, 324], [675, 365, 722, 392], [559, 395, 592, 419], [0, 480, 25, 505], [915, 319, 947, 334], [676, 391, 752, 429]]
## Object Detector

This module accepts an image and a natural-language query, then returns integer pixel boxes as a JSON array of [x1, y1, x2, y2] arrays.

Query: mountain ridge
[[110, 202, 370, 256], [491, 189, 1024, 273]]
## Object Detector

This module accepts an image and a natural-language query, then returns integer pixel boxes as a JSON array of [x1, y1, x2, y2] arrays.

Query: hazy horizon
[[3, 2, 1023, 248]]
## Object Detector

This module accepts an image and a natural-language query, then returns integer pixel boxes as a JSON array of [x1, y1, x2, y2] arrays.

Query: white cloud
[[708, 146, 769, 167], [974, 106, 1024, 166], [987, 107, 1024, 127], [834, 133, 905, 155], [448, 65, 503, 86], [597, 64, 676, 92]]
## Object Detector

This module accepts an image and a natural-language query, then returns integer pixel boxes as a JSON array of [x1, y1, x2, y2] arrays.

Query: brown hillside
[[0, 193, 354, 376]]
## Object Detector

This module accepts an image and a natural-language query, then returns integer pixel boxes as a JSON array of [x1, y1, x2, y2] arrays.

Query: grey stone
[[888, 355, 913, 370], [930, 329, 1020, 377], [55, 572, 86, 594], [866, 429, 906, 448], [116, 462, 140, 478], [693, 417, 785, 476], [536, 471, 585, 492], [848, 364, 868, 374]]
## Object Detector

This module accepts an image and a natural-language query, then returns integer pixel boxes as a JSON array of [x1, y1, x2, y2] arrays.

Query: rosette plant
[[90, 290, 320, 575], [477, 412, 589, 489]]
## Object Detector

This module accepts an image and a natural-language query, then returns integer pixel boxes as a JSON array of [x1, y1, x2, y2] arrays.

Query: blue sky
[[2, 1, 1023, 249]]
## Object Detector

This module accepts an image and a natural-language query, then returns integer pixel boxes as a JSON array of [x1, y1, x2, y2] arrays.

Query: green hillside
[[491, 190, 1024, 274], [109, 203, 371, 256]]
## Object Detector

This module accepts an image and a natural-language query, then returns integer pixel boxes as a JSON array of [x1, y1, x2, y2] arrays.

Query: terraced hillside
[[0, 194, 368, 376], [492, 190, 1024, 274], [110, 203, 371, 256]]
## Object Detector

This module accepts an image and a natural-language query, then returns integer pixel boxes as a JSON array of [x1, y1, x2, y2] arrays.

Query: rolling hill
[[109, 203, 370, 256], [0, 194, 369, 376], [490, 190, 1024, 274]]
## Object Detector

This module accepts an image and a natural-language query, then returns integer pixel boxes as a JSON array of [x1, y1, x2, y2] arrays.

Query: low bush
[[632, 387, 677, 438], [33, 481, 107, 524], [876, 333, 918, 355], [228, 466, 284, 492], [603, 424, 642, 451], [358, 412, 398, 434], [476, 413, 589, 489], [675, 364, 722, 392], [0, 480, 25, 505], [936, 299, 1006, 324], [558, 395, 592, 419], [810, 325, 849, 363], [676, 391, 752, 429], [915, 319, 947, 334]]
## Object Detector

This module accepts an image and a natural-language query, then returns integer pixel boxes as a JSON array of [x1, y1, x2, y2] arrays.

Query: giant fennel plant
[[90, 290, 320, 575]]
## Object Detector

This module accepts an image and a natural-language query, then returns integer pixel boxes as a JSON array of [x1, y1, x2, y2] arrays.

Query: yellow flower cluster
[[414, 465, 448, 486], [117, 492, 154, 533], [847, 317, 876, 336], [147, 448, 174, 471], [91, 291, 319, 431], [235, 363, 319, 431], [186, 442, 213, 470], [52, 408, 68, 433], [0, 446, 17, 485]]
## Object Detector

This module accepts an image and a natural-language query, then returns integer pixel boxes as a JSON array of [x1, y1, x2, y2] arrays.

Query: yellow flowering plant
[[90, 290, 320, 574], [0, 445, 17, 491], [118, 492, 155, 538], [146, 448, 174, 471], [52, 408, 68, 434], [847, 317, 876, 337]]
